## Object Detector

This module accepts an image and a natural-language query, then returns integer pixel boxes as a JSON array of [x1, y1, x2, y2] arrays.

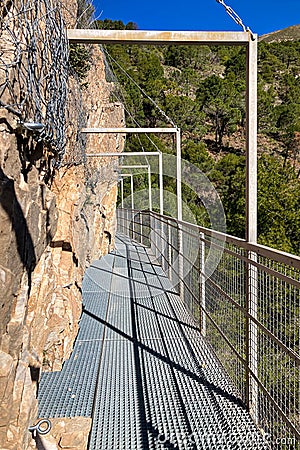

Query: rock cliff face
[[0, 2, 124, 449]]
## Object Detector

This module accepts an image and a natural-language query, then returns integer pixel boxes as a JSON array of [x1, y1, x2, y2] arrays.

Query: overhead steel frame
[[119, 173, 134, 209], [119, 165, 152, 211], [81, 127, 179, 219], [68, 29, 258, 420], [119, 168, 151, 244], [83, 150, 162, 214]]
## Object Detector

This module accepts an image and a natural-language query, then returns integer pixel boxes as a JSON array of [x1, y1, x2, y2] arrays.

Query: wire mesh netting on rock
[[0, 0, 76, 164]]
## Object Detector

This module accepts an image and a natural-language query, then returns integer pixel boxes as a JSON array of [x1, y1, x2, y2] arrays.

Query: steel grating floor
[[38, 234, 269, 449]]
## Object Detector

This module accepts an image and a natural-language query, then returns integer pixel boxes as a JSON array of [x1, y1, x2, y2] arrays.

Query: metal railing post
[[158, 151, 163, 216], [150, 213, 155, 256], [119, 179, 124, 233], [120, 178, 124, 209], [126, 208, 129, 236], [162, 220, 167, 272], [130, 174, 134, 210], [156, 216, 160, 262], [176, 128, 184, 300], [200, 231, 206, 337], [158, 152, 164, 265], [153, 215, 157, 259], [178, 222, 184, 300], [168, 219, 172, 281], [148, 165, 152, 211], [245, 35, 258, 422], [130, 174, 135, 240], [140, 211, 143, 246], [176, 128, 182, 222]]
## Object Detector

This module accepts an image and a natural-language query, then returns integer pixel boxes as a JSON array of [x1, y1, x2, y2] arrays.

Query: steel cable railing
[[117, 208, 300, 450]]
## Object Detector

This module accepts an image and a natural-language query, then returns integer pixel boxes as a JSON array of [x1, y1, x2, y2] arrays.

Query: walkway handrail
[[121, 208, 300, 269], [117, 208, 300, 449]]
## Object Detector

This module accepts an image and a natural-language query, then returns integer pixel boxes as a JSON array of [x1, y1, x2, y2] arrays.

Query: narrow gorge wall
[[0, 2, 124, 448]]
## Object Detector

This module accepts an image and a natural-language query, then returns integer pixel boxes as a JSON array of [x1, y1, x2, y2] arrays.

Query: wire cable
[[216, 0, 255, 39], [104, 51, 164, 158], [103, 47, 177, 128]]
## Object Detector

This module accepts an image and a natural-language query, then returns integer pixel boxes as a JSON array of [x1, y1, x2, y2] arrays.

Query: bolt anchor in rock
[[29, 418, 52, 436]]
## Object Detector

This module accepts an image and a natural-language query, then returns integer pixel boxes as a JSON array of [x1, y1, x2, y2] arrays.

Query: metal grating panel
[[88, 340, 142, 450], [38, 340, 104, 417]]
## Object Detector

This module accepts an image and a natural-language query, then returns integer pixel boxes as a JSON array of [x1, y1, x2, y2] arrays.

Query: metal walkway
[[38, 234, 268, 449]]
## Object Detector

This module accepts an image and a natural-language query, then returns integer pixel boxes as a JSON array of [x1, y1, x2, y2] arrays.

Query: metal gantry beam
[[82, 127, 177, 133], [86, 152, 160, 157], [82, 127, 182, 219], [67, 29, 252, 46], [84, 150, 162, 214], [119, 165, 152, 211]]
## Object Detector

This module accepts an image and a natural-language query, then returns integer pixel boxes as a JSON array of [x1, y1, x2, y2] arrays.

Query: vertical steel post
[[245, 35, 258, 422], [158, 152, 164, 265], [168, 219, 172, 281], [130, 174, 135, 240], [176, 128, 182, 222], [176, 128, 184, 299], [159, 151, 163, 215], [140, 210, 143, 246], [121, 178, 124, 209], [120, 178, 124, 233], [130, 174, 134, 210], [148, 165, 152, 211], [200, 231, 206, 337]]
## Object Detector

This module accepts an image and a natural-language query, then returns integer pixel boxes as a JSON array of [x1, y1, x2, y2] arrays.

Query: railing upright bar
[[128, 209, 131, 237], [168, 219, 172, 282], [176, 128, 182, 222], [140, 211, 143, 246], [178, 222, 184, 300], [200, 231, 206, 337], [157, 217, 161, 261], [121, 178, 124, 209], [148, 165, 152, 211], [161, 219, 165, 271], [246, 254, 259, 421], [159, 152, 163, 216], [150, 214, 155, 256], [175, 129, 184, 299]]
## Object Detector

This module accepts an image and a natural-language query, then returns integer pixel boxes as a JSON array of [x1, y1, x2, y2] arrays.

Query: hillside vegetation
[[260, 24, 300, 43], [98, 20, 300, 255]]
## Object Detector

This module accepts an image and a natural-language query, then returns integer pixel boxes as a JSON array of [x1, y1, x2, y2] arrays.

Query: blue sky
[[92, 0, 300, 36]]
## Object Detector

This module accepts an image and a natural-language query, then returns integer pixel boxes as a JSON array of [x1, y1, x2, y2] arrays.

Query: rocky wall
[[0, 2, 124, 449], [28, 417, 92, 450]]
